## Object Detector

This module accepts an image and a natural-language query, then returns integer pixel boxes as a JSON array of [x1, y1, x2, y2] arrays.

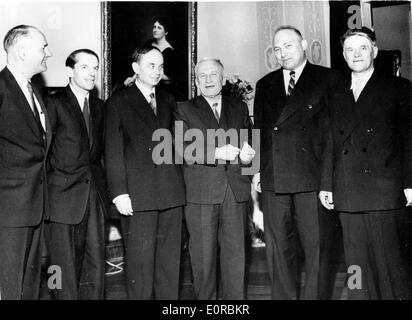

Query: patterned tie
[[287, 70, 295, 96], [82, 97, 90, 137], [27, 81, 44, 132], [212, 102, 220, 123], [149, 92, 157, 115]]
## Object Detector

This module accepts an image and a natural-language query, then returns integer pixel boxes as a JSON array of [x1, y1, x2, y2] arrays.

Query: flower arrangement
[[223, 74, 254, 102]]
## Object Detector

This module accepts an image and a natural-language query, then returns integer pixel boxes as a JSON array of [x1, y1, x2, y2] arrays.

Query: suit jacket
[[45, 86, 108, 224], [174, 95, 253, 204], [254, 62, 343, 193], [0, 67, 52, 227], [321, 71, 412, 212], [105, 85, 185, 212]]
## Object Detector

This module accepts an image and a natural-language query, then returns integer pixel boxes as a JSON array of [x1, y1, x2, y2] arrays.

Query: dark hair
[[65, 49, 99, 68], [3, 24, 39, 52], [152, 16, 170, 33], [131, 44, 161, 64], [340, 27, 377, 47], [273, 25, 303, 41]]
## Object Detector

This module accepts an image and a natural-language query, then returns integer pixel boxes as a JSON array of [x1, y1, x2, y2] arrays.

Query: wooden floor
[[103, 240, 348, 300]]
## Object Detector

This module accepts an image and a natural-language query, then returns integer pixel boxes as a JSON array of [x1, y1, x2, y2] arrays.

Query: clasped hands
[[215, 141, 256, 164]]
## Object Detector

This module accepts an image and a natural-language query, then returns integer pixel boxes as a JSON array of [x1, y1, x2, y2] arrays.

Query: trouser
[[185, 186, 247, 300], [339, 208, 410, 300], [121, 206, 182, 300]]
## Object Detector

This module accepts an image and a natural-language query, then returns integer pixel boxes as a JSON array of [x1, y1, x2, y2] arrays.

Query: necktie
[[83, 97, 90, 137], [287, 70, 295, 96], [352, 78, 363, 102], [212, 102, 220, 123], [149, 92, 157, 115], [27, 82, 44, 132]]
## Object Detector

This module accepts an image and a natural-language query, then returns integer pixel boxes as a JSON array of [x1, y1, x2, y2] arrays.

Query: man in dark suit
[[319, 27, 411, 300], [174, 58, 256, 300], [253, 25, 342, 300], [0, 25, 52, 300], [45, 49, 107, 299], [105, 45, 185, 300]]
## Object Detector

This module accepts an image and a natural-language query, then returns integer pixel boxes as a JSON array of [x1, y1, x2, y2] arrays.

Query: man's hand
[[239, 141, 256, 164], [252, 172, 261, 193], [404, 188, 412, 207], [123, 74, 137, 87], [319, 191, 334, 210], [114, 195, 134, 216], [215, 144, 240, 161]]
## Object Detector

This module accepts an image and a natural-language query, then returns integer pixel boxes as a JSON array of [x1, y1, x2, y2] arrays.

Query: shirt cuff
[[112, 194, 130, 204]]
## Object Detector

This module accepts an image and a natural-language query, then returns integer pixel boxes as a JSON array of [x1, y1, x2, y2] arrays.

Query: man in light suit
[[105, 45, 185, 300], [319, 27, 411, 299], [45, 49, 107, 299], [0, 25, 52, 300], [174, 58, 256, 300], [253, 25, 342, 299]]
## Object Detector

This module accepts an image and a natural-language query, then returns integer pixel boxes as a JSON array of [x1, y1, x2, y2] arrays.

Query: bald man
[[0, 25, 52, 300]]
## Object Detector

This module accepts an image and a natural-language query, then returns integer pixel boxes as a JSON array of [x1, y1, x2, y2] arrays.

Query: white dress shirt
[[7, 65, 46, 130], [282, 59, 307, 95], [135, 80, 156, 103], [351, 68, 374, 101], [204, 96, 222, 119], [69, 83, 90, 110]]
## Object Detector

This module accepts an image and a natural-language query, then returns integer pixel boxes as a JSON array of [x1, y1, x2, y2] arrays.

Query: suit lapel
[[341, 71, 383, 141], [265, 71, 286, 125], [220, 95, 236, 131], [128, 85, 158, 131], [194, 96, 220, 129], [3, 68, 46, 145], [276, 63, 313, 125]]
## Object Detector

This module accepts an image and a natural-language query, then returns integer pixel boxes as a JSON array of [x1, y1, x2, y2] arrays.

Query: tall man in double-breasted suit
[[45, 49, 107, 299], [174, 58, 256, 300], [253, 25, 343, 299], [105, 46, 185, 300], [320, 27, 411, 300], [0, 25, 52, 300]]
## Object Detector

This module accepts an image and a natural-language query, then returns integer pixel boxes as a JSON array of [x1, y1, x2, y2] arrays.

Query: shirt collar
[[135, 80, 155, 103], [69, 83, 90, 109], [350, 68, 374, 90], [7, 64, 29, 89], [203, 95, 222, 111], [283, 59, 307, 83]]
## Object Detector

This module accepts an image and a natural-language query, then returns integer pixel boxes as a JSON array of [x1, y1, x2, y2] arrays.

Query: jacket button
[[274, 127, 279, 131], [301, 126, 306, 131], [362, 147, 367, 152], [342, 149, 348, 155], [339, 130, 344, 135], [366, 128, 374, 133], [40, 178, 43, 184], [307, 105, 313, 109], [148, 147, 152, 151], [85, 179, 90, 184], [364, 169, 371, 174], [42, 134, 46, 140]]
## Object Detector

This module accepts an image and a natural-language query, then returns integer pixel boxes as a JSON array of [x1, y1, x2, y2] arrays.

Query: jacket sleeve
[[104, 97, 128, 200]]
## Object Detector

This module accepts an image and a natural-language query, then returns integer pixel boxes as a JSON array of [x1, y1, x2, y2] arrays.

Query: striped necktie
[[287, 70, 295, 96], [149, 92, 157, 115], [212, 102, 220, 123]]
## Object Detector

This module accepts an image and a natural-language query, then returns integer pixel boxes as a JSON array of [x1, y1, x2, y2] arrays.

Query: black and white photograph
[[0, 0, 411, 311]]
